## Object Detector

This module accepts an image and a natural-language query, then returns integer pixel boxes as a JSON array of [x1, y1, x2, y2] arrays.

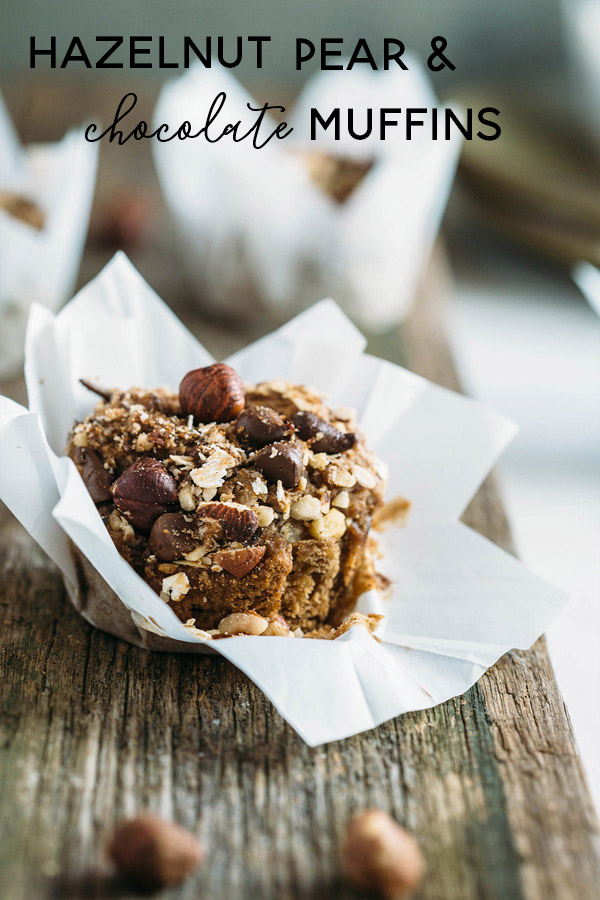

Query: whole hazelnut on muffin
[[179, 363, 245, 423]]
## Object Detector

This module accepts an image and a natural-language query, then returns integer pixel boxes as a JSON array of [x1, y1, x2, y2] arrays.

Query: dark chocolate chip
[[292, 411, 357, 454], [254, 441, 303, 488], [71, 447, 112, 503], [111, 458, 178, 531], [148, 512, 199, 562], [235, 406, 289, 446]]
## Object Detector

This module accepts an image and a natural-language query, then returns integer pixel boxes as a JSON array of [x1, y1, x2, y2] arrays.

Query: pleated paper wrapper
[[0, 92, 98, 377], [153, 58, 461, 331], [0, 254, 567, 746]]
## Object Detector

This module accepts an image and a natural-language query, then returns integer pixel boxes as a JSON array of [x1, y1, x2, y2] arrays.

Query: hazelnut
[[309, 508, 347, 541], [196, 501, 259, 543], [107, 813, 204, 890], [217, 611, 269, 634], [212, 545, 266, 577], [263, 615, 292, 636], [342, 810, 424, 899], [332, 490, 350, 509], [179, 363, 245, 423], [70, 446, 112, 503], [353, 464, 377, 489], [148, 512, 199, 561], [111, 458, 178, 531], [161, 571, 190, 602]]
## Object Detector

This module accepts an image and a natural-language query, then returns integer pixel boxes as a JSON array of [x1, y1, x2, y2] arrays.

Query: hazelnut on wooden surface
[[342, 809, 424, 899], [107, 813, 204, 890], [179, 363, 245, 423], [263, 615, 292, 636]]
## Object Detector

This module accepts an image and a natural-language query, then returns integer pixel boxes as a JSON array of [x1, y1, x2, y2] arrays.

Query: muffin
[[68, 364, 387, 639], [295, 151, 374, 204], [0, 190, 45, 230]]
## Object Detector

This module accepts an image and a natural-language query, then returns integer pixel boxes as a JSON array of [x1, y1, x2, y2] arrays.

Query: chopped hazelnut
[[332, 490, 350, 509], [178, 482, 196, 511], [217, 612, 269, 635], [330, 468, 356, 488], [256, 505, 275, 527], [291, 495, 322, 521], [72, 429, 88, 448], [309, 508, 346, 540], [161, 572, 190, 602], [353, 464, 377, 489]]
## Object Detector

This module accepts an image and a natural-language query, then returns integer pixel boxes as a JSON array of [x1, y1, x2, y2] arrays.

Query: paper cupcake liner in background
[[153, 58, 461, 331], [0, 92, 98, 378], [0, 254, 566, 745], [574, 262, 600, 317]]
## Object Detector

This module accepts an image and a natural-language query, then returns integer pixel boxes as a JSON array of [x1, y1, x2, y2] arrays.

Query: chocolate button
[[148, 512, 199, 561], [254, 441, 303, 488], [235, 406, 289, 446], [293, 411, 356, 454], [71, 447, 112, 503]]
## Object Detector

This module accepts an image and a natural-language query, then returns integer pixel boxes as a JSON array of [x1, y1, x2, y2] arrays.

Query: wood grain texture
[[0, 80, 599, 900]]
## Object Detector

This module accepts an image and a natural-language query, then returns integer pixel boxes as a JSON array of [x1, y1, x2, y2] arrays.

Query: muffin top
[[69, 367, 386, 565]]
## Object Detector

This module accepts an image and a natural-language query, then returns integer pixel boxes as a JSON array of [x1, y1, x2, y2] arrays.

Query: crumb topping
[[68, 376, 390, 636]]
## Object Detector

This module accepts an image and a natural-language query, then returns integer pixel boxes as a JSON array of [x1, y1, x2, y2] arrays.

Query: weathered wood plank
[[0, 79, 598, 900]]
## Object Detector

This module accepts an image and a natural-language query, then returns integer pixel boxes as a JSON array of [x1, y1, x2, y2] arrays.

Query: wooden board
[[1, 79, 599, 900]]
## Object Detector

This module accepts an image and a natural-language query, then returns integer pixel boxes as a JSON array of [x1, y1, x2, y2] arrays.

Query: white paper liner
[[0, 92, 98, 377], [0, 254, 567, 746], [152, 57, 461, 330], [573, 262, 600, 317]]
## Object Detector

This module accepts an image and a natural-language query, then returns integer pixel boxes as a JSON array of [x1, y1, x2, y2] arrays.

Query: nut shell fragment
[[309, 508, 347, 541]]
